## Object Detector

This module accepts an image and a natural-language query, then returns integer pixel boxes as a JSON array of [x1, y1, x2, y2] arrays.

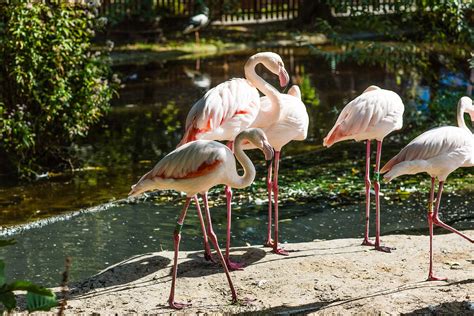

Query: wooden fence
[[98, 0, 303, 25]]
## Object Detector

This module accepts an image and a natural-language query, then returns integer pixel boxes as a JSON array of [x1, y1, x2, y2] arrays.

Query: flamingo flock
[[129, 52, 473, 309]]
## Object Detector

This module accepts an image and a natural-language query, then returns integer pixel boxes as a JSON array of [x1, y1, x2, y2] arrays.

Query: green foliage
[[0, 240, 57, 312], [0, 2, 117, 175]]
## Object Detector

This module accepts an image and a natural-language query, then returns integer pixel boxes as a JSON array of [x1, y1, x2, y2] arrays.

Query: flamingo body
[[381, 126, 474, 181], [178, 78, 260, 146], [323, 88, 404, 147]]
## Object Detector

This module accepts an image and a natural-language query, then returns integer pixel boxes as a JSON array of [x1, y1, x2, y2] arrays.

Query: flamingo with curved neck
[[129, 128, 273, 309], [178, 52, 289, 270]]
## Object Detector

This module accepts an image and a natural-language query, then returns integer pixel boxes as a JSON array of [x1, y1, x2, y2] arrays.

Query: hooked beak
[[262, 140, 274, 161], [278, 67, 289, 88]]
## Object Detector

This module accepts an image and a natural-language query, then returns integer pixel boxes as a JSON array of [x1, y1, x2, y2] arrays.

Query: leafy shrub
[[0, 2, 117, 176]]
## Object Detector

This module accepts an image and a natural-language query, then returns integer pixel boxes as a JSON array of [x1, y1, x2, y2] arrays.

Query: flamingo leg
[[195, 195, 214, 263], [427, 178, 446, 281], [195, 31, 199, 45], [168, 197, 193, 309], [202, 192, 238, 304], [264, 158, 274, 247], [374, 140, 393, 253], [272, 151, 288, 256], [361, 140, 374, 246], [432, 181, 473, 243], [225, 186, 244, 270]]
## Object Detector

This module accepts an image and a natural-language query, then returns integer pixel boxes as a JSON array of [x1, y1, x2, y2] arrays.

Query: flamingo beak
[[279, 67, 289, 88], [262, 140, 274, 161]]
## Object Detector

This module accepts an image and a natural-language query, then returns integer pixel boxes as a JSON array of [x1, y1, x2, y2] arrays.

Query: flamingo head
[[255, 52, 289, 88], [459, 96, 474, 122], [239, 128, 274, 161]]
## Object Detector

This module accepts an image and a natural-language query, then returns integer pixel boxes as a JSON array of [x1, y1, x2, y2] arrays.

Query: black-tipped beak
[[279, 67, 289, 88], [262, 141, 274, 161]]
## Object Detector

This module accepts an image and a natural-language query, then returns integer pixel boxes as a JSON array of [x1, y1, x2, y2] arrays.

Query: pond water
[[0, 46, 472, 287]]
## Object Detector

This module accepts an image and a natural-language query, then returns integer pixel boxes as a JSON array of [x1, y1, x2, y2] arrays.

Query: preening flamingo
[[178, 52, 290, 269], [323, 86, 404, 252], [243, 84, 309, 255], [129, 128, 273, 309], [381, 96, 474, 280]]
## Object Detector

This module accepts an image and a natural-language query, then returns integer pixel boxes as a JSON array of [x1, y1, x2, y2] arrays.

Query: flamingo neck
[[244, 56, 281, 110], [228, 133, 256, 189], [457, 102, 469, 132]]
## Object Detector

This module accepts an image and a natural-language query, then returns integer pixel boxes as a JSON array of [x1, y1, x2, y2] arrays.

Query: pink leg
[[168, 198, 193, 309], [272, 151, 288, 256], [195, 195, 214, 263], [432, 182, 474, 243], [374, 141, 393, 253], [202, 192, 238, 304], [427, 178, 446, 281], [264, 159, 274, 247], [361, 140, 374, 246], [225, 186, 244, 270]]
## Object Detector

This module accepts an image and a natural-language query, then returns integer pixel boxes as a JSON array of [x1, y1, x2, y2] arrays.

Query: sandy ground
[[45, 231, 474, 314]]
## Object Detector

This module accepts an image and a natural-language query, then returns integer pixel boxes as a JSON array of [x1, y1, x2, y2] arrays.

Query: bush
[[0, 2, 117, 176]]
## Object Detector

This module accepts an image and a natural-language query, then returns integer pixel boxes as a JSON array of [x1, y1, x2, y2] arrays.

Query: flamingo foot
[[375, 245, 394, 253], [361, 238, 375, 246], [427, 274, 448, 281], [226, 259, 244, 271], [272, 247, 289, 256], [263, 239, 274, 248], [204, 251, 216, 263], [235, 297, 256, 306], [169, 301, 192, 310]]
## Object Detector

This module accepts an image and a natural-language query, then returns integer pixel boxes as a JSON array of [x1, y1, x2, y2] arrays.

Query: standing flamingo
[[381, 96, 474, 280], [129, 128, 273, 309], [323, 86, 404, 252], [243, 84, 309, 255], [178, 52, 290, 269]]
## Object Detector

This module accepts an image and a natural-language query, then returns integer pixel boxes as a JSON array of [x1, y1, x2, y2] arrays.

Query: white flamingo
[[323, 86, 405, 252], [129, 128, 273, 309], [381, 96, 474, 280]]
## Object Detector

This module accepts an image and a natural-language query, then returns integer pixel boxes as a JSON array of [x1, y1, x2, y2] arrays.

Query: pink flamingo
[[323, 86, 404, 252], [129, 128, 273, 309], [243, 84, 309, 255], [178, 52, 289, 269], [381, 96, 473, 280]]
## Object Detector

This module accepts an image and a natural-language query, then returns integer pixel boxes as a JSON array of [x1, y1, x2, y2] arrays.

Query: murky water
[[0, 46, 472, 287]]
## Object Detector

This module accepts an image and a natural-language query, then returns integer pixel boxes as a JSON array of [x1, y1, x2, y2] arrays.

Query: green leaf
[[26, 291, 58, 312], [0, 239, 16, 248], [0, 291, 16, 311]]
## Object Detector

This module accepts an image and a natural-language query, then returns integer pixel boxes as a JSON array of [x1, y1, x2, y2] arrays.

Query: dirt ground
[[52, 231, 473, 314]]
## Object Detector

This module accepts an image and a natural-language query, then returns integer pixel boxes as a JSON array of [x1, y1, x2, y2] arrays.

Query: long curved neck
[[244, 57, 281, 108], [457, 102, 469, 132], [228, 135, 256, 189]]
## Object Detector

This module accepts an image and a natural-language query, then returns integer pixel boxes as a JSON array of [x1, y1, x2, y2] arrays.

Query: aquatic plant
[[0, 239, 57, 312], [0, 2, 118, 176]]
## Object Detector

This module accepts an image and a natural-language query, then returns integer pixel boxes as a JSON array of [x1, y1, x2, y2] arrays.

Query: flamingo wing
[[323, 89, 404, 147], [129, 140, 227, 196], [381, 126, 473, 180], [178, 78, 260, 146]]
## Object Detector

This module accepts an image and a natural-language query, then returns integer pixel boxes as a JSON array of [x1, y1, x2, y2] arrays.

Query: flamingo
[[323, 86, 404, 252], [129, 128, 273, 309], [243, 84, 309, 255], [381, 96, 474, 280], [178, 52, 290, 269]]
